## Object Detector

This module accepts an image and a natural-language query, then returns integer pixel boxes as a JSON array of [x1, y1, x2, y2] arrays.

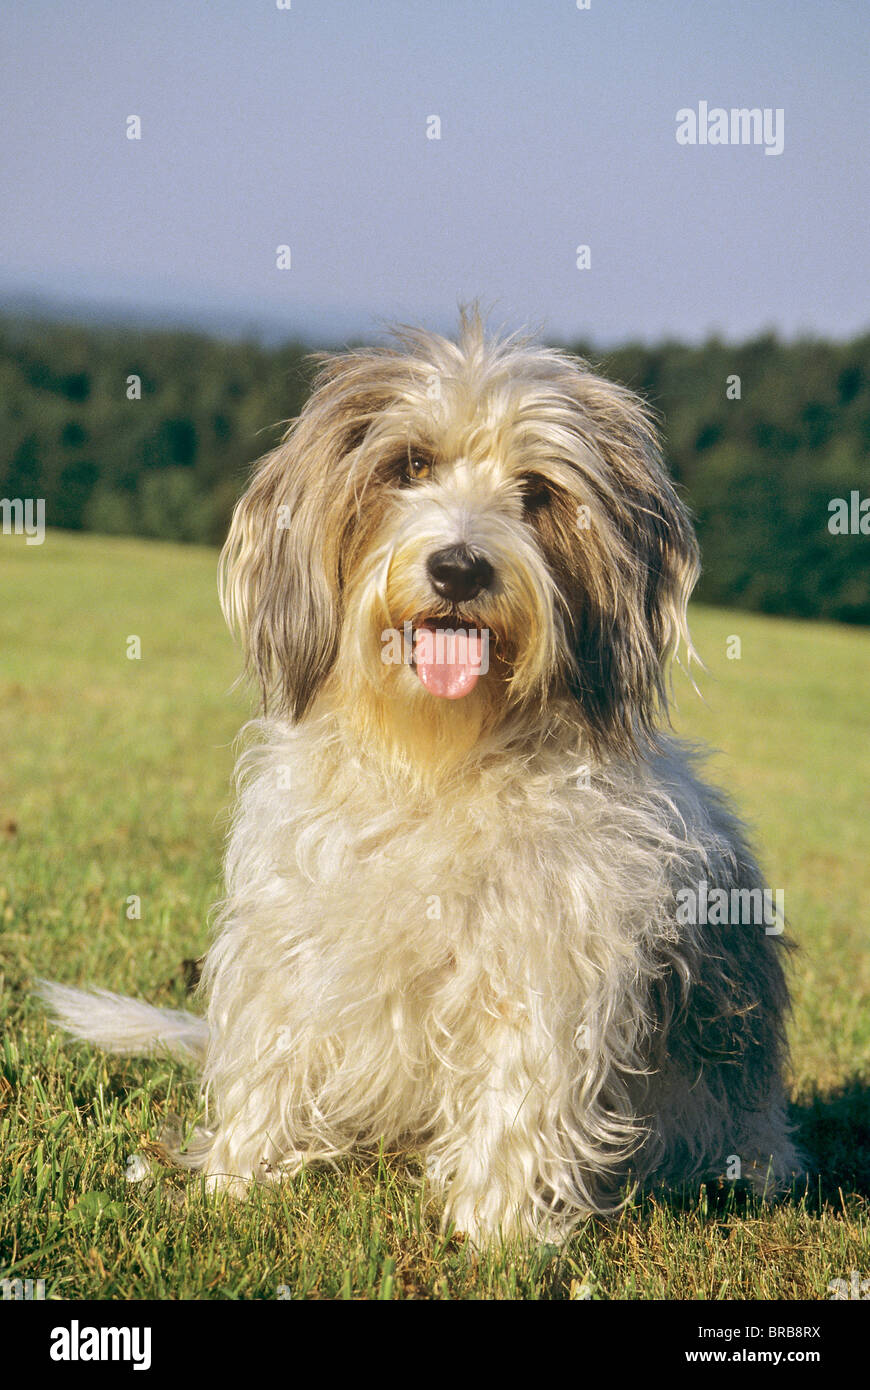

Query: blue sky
[[2, 0, 867, 344]]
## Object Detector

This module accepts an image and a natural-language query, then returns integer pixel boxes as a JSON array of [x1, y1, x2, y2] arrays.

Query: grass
[[1, 529, 868, 1300]]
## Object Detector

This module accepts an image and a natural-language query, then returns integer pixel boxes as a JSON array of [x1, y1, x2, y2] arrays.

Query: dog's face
[[221, 314, 699, 771]]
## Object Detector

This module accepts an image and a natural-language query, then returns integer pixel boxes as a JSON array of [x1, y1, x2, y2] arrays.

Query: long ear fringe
[[543, 359, 702, 756], [217, 346, 415, 721], [218, 436, 342, 721]]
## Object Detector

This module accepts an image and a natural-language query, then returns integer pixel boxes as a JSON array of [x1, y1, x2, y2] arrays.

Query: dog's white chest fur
[[216, 722, 651, 1024], [203, 720, 705, 1228]]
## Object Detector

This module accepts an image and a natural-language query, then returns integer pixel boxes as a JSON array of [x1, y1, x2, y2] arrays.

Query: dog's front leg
[[428, 1021, 575, 1246], [196, 1053, 307, 1196]]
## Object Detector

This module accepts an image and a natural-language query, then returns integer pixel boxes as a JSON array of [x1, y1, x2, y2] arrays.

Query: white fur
[[42, 319, 800, 1244], [37, 982, 208, 1063]]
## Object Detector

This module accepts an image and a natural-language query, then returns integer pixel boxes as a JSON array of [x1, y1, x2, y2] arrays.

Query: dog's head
[[220, 311, 699, 768]]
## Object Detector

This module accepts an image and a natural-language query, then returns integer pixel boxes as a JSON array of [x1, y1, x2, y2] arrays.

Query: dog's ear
[[219, 435, 340, 720], [552, 367, 700, 753], [220, 357, 383, 720]]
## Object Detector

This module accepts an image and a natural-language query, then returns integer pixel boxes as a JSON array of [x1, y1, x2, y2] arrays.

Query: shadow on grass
[[791, 1075, 870, 1204]]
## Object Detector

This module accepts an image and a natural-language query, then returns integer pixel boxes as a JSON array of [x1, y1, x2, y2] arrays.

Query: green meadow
[[1, 530, 867, 1299]]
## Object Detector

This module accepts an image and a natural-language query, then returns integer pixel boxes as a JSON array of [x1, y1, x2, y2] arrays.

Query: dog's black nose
[[426, 545, 494, 603]]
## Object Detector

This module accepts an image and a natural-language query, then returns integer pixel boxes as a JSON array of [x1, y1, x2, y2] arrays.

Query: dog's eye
[[403, 456, 433, 483], [522, 478, 551, 513]]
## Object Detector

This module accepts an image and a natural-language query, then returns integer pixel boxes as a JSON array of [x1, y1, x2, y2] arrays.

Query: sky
[[2, 0, 868, 346]]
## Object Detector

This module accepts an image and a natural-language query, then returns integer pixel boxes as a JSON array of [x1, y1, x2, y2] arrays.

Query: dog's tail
[[36, 980, 209, 1064]]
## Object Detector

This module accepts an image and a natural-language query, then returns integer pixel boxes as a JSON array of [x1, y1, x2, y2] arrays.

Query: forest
[[1, 313, 868, 622]]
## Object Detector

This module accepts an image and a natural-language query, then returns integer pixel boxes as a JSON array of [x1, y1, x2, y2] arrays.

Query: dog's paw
[[202, 1169, 254, 1199]]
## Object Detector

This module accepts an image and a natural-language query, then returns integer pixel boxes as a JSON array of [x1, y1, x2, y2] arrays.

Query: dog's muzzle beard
[[331, 532, 560, 774]]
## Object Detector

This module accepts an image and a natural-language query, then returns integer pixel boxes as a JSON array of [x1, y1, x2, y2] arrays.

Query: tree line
[[1, 313, 867, 622]]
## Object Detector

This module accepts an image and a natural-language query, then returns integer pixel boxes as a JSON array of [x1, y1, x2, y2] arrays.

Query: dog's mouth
[[411, 614, 488, 700]]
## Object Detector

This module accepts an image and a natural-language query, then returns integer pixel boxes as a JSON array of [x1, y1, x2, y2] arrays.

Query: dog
[[41, 310, 801, 1244]]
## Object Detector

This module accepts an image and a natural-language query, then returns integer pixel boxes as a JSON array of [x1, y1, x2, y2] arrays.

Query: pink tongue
[[414, 626, 483, 699]]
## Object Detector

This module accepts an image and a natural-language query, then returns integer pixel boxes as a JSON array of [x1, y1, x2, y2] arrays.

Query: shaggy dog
[[41, 312, 800, 1244]]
